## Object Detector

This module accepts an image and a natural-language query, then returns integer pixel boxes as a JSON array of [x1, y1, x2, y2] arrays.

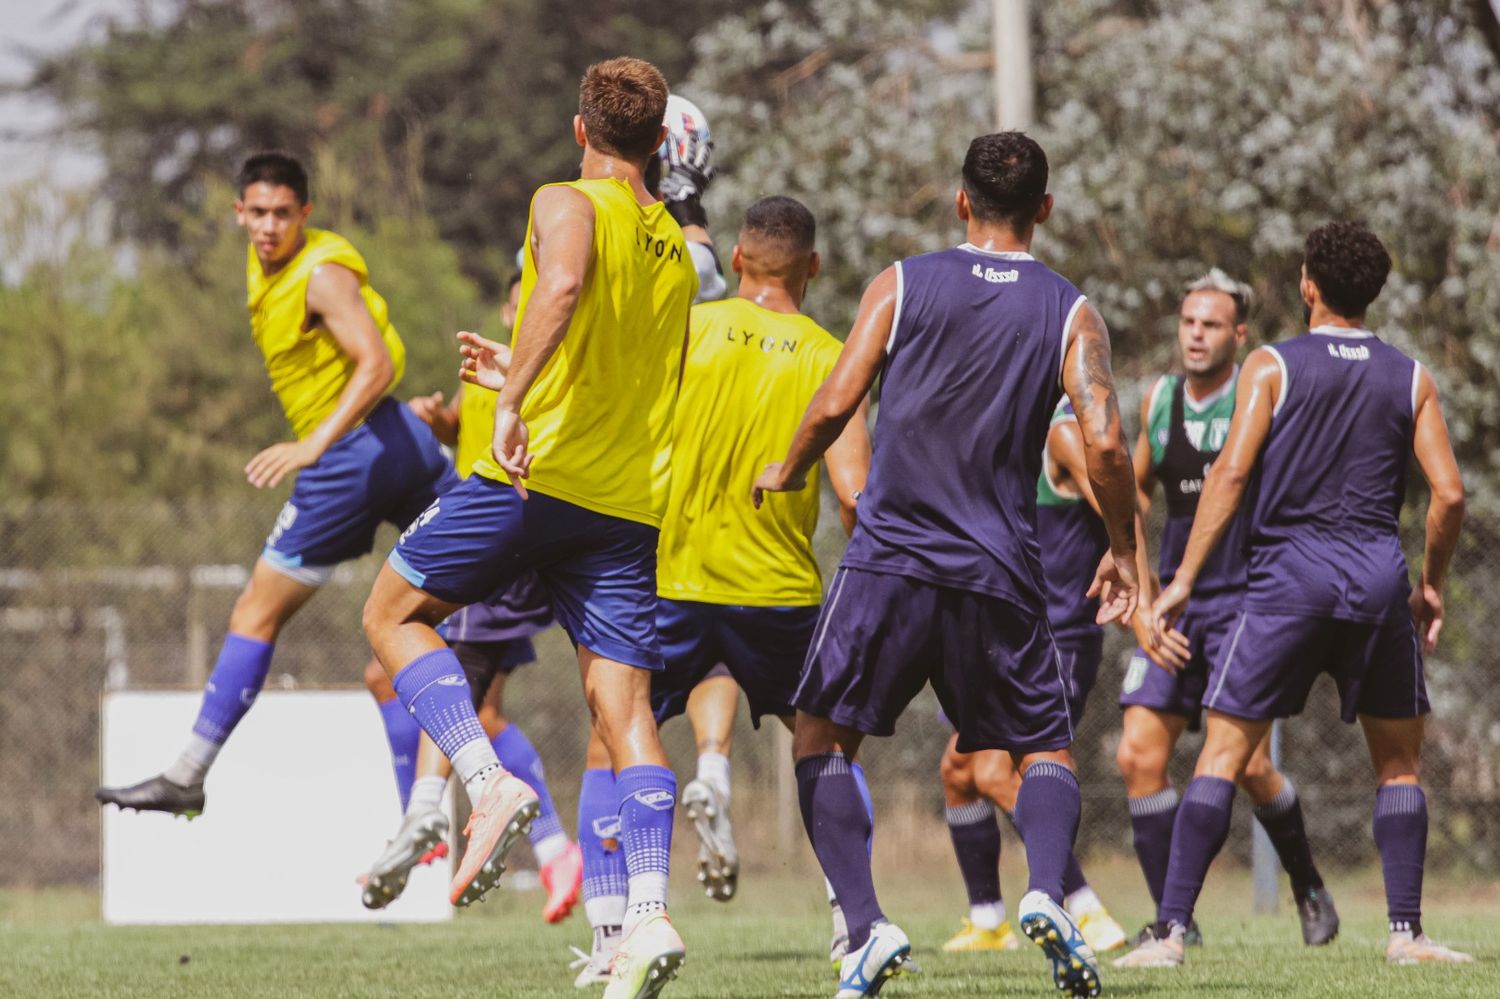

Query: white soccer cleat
[[568, 926, 621, 988], [682, 778, 738, 901], [360, 807, 448, 910], [1112, 921, 1185, 969], [449, 771, 539, 906], [602, 913, 685, 999], [835, 921, 912, 998], [1386, 930, 1474, 965], [1018, 890, 1103, 996]]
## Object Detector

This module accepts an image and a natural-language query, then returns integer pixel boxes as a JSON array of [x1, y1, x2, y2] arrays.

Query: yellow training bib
[[245, 228, 405, 439], [453, 382, 498, 479], [657, 298, 844, 606], [471, 178, 698, 527]]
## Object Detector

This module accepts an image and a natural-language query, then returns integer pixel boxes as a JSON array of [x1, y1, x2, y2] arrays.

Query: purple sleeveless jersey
[[842, 244, 1086, 616], [1245, 327, 1418, 622]]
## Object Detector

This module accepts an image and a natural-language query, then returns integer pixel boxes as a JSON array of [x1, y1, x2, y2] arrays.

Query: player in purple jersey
[[1115, 270, 1337, 950], [937, 399, 1129, 958], [1118, 223, 1471, 969], [755, 132, 1142, 999]]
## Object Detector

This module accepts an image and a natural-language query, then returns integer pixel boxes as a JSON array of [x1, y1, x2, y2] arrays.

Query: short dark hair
[[1304, 221, 1391, 319], [579, 57, 669, 162], [236, 151, 309, 204], [741, 196, 816, 252], [962, 132, 1048, 231]]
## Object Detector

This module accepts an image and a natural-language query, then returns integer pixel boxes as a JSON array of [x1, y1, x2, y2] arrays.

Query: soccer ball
[[659, 94, 711, 163]]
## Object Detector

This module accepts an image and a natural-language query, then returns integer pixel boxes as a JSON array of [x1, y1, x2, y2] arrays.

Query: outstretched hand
[[1150, 578, 1193, 650], [752, 462, 806, 509], [245, 438, 321, 489], [1087, 549, 1140, 629], [458, 330, 512, 392]]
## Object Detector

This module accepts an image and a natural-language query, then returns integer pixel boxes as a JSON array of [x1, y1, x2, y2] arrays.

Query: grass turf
[[3, 865, 1495, 998]]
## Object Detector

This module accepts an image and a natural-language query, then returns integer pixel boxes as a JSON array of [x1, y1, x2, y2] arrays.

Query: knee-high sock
[[491, 725, 566, 861], [378, 697, 420, 811], [578, 768, 627, 930], [946, 799, 1003, 923], [1252, 778, 1324, 897], [1159, 776, 1234, 927], [1012, 761, 1081, 904], [851, 761, 875, 855], [391, 648, 497, 803], [797, 753, 883, 951], [1127, 788, 1179, 910], [165, 633, 275, 785], [1373, 783, 1426, 933], [617, 765, 677, 932]]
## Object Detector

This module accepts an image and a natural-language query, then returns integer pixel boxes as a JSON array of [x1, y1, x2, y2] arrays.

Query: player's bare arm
[[1061, 301, 1140, 625], [1409, 367, 1465, 652], [1150, 347, 1279, 638], [822, 396, 873, 536], [753, 266, 895, 507], [490, 186, 597, 495], [245, 261, 396, 489]]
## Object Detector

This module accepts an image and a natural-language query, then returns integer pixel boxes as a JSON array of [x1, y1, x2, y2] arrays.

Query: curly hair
[[1304, 221, 1391, 319], [961, 132, 1049, 232], [579, 57, 669, 163]]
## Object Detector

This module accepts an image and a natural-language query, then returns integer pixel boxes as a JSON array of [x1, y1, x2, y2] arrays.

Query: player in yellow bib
[[98, 153, 458, 819], [361, 58, 696, 999]]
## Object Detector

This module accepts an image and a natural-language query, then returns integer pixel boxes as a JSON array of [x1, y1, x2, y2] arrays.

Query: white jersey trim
[[1410, 361, 1422, 417], [1060, 295, 1088, 389], [886, 261, 905, 355], [1183, 367, 1237, 413], [1310, 324, 1374, 339], [957, 242, 1035, 261], [1265, 345, 1289, 418]]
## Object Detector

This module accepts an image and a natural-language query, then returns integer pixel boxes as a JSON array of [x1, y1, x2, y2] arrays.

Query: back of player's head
[[237, 151, 308, 204], [579, 57, 669, 163], [737, 196, 817, 281], [1185, 268, 1254, 324], [1304, 221, 1391, 319], [962, 132, 1048, 232]]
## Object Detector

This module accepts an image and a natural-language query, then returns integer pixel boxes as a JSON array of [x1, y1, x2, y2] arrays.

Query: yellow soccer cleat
[[1076, 907, 1128, 953], [942, 917, 1020, 952]]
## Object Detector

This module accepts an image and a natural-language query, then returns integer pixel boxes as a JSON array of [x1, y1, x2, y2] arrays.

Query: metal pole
[[992, 0, 1035, 131], [1251, 719, 1284, 913]]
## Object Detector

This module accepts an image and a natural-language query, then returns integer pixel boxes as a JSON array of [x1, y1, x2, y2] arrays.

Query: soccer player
[[1115, 269, 1337, 948], [360, 57, 697, 998], [360, 272, 583, 924], [1118, 222, 1471, 968], [938, 397, 1131, 957], [96, 152, 457, 817], [755, 131, 1141, 999]]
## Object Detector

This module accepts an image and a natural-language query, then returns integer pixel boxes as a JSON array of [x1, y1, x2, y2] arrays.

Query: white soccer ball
[[659, 94, 711, 163]]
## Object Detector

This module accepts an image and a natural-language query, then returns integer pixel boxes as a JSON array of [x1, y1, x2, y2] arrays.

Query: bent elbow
[[1436, 486, 1466, 519]]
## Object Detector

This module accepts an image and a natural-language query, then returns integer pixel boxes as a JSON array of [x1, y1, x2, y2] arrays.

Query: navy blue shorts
[[795, 567, 1074, 754], [263, 397, 459, 575], [438, 572, 554, 645], [1118, 602, 1240, 730], [453, 637, 539, 709], [1202, 606, 1430, 723], [651, 600, 819, 728], [1057, 632, 1104, 723], [389, 475, 663, 670]]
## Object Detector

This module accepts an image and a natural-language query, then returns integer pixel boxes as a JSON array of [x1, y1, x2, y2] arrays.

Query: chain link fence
[[3, 487, 1498, 890]]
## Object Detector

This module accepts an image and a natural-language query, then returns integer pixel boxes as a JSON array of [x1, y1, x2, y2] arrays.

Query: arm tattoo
[[1073, 305, 1121, 437]]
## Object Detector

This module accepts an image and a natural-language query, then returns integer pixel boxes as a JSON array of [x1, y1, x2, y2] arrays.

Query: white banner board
[[101, 689, 453, 924]]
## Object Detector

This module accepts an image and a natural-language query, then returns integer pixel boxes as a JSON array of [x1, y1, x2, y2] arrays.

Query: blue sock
[[1159, 776, 1235, 927], [391, 649, 495, 789], [1373, 783, 1426, 933], [1128, 788, 1180, 909], [946, 799, 1002, 907], [377, 697, 420, 811], [1013, 761, 1082, 904], [191, 633, 274, 745], [491, 724, 565, 847], [617, 765, 677, 929], [851, 761, 875, 855], [578, 768, 627, 929], [797, 753, 884, 951]]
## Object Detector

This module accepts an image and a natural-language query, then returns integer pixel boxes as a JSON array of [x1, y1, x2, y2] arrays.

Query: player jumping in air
[[1117, 222, 1471, 969], [937, 396, 1133, 957], [1115, 269, 1337, 949], [360, 58, 697, 999], [97, 152, 458, 818], [755, 132, 1141, 999]]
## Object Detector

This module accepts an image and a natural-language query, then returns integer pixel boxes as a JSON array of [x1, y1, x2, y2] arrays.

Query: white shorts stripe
[[1205, 611, 1249, 711], [808, 567, 850, 665]]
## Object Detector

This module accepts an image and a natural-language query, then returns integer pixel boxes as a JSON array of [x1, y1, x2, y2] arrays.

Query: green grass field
[[4, 862, 1495, 998]]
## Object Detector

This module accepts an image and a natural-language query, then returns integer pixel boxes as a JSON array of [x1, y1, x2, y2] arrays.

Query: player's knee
[[1115, 731, 1168, 789], [1239, 751, 1278, 788], [973, 753, 1019, 810], [362, 657, 394, 698]]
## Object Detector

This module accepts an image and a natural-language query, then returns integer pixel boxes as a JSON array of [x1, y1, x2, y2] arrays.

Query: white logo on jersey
[[1326, 342, 1370, 361], [971, 263, 1020, 284], [399, 499, 441, 544]]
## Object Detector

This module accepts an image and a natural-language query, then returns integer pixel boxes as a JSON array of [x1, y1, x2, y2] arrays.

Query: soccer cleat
[[682, 779, 738, 901], [941, 917, 1020, 952], [449, 771, 540, 907], [835, 921, 912, 998], [569, 926, 621, 988], [1113, 921, 1185, 969], [540, 840, 584, 924], [1296, 886, 1340, 946], [95, 774, 206, 818], [419, 840, 450, 866], [602, 912, 685, 999], [360, 807, 448, 910], [1075, 908, 1128, 953], [829, 901, 850, 969], [1018, 890, 1102, 996], [1132, 918, 1200, 948], [1386, 930, 1474, 965]]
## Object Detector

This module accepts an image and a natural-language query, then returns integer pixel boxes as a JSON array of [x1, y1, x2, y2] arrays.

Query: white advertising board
[[101, 689, 453, 924]]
